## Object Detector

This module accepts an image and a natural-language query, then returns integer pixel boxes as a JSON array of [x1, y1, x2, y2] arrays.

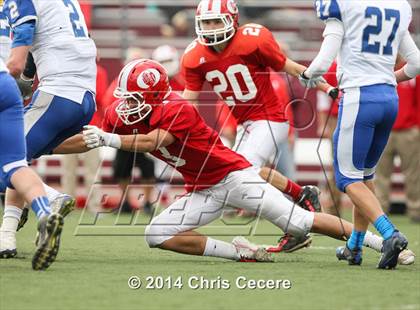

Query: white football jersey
[[0, 4, 11, 70], [3, 0, 97, 103], [316, 0, 413, 89]]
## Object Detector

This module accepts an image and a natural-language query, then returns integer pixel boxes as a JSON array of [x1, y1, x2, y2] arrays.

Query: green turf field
[[0, 210, 419, 310]]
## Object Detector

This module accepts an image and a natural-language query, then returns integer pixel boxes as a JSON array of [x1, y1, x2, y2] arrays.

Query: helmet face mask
[[195, 0, 239, 46], [113, 90, 152, 125], [196, 14, 235, 46], [113, 59, 171, 125]]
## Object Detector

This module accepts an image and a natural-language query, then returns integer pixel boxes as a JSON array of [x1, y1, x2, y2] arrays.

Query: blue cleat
[[336, 245, 362, 265], [377, 230, 408, 270]]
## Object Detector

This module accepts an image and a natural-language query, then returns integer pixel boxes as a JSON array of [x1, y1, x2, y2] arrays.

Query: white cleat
[[232, 236, 274, 262], [0, 230, 17, 258], [398, 249, 415, 265]]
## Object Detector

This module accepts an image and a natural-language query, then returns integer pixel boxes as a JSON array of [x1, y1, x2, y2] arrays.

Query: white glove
[[298, 71, 327, 88], [82, 125, 121, 149]]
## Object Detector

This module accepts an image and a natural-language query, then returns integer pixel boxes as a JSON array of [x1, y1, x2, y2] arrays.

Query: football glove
[[327, 87, 340, 100], [82, 125, 121, 149], [15, 75, 34, 100], [298, 70, 327, 88]]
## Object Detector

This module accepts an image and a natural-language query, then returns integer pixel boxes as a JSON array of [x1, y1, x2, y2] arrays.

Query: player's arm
[[52, 134, 91, 154], [4, 0, 37, 77], [283, 58, 338, 98], [82, 126, 176, 153], [303, 20, 344, 80], [7, 45, 31, 78], [182, 88, 200, 106], [395, 32, 420, 83], [15, 52, 36, 99]]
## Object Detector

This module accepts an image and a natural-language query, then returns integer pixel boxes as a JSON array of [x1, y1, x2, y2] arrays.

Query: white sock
[[203, 237, 240, 261], [43, 183, 62, 202], [363, 230, 383, 253], [0, 205, 22, 232]]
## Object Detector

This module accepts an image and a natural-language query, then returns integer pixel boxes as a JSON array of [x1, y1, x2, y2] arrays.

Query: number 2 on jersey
[[205, 64, 257, 105], [62, 0, 87, 38], [362, 6, 400, 56]]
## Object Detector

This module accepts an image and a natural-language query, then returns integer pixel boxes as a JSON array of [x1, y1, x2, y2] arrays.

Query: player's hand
[[298, 71, 327, 88], [82, 125, 121, 149], [327, 87, 340, 100], [15, 75, 34, 100]]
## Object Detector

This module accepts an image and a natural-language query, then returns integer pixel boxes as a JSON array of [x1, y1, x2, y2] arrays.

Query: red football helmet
[[195, 0, 239, 46], [113, 59, 171, 125]]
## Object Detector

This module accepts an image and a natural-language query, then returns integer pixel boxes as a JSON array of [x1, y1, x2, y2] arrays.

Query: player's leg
[[145, 191, 232, 258], [144, 190, 271, 262], [241, 120, 321, 212], [1, 91, 95, 251], [0, 73, 62, 269], [232, 120, 318, 250], [220, 168, 388, 252], [374, 134, 395, 214]]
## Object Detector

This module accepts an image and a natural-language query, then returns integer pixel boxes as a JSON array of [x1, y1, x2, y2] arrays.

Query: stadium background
[[13, 0, 419, 212], [1, 2, 419, 310]]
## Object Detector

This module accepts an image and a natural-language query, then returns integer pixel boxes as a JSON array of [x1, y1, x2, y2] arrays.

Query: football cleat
[[336, 245, 363, 265], [18, 195, 75, 233], [35, 195, 75, 246], [16, 207, 29, 231], [266, 233, 312, 253], [32, 213, 64, 270], [378, 230, 408, 270], [398, 249, 415, 265], [51, 194, 76, 217], [232, 236, 274, 262], [0, 230, 17, 258], [297, 185, 321, 212]]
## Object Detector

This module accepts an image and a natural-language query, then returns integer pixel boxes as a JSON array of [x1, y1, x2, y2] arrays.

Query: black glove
[[328, 87, 340, 100]]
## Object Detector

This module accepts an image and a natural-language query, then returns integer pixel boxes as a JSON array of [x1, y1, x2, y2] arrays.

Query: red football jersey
[[181, 24, 287, 124], [394, 79, 418, 130], [323, 62, 339, 117], [102, 92, 251, 192]]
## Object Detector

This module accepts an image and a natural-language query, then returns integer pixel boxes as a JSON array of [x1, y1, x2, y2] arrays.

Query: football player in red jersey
[[181, 0, 338, 251], [54, 59, 413, 264]]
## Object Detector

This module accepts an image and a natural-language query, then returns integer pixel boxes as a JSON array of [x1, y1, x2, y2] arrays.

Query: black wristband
[[23, 52, 37, 79]]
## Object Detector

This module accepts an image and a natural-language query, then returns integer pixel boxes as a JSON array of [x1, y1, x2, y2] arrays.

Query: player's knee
[[1, 159, 28, 189], [144, 224, 171, 248], [278, 209, 314, 238]]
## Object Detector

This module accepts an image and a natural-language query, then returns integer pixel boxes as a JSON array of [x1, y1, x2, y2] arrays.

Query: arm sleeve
[[398, 32, 420, 79], [305, 20, 344, 78], [180, 56, 204, 91], [258, 28, 287, 71], [11, 20, 35, 48]]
